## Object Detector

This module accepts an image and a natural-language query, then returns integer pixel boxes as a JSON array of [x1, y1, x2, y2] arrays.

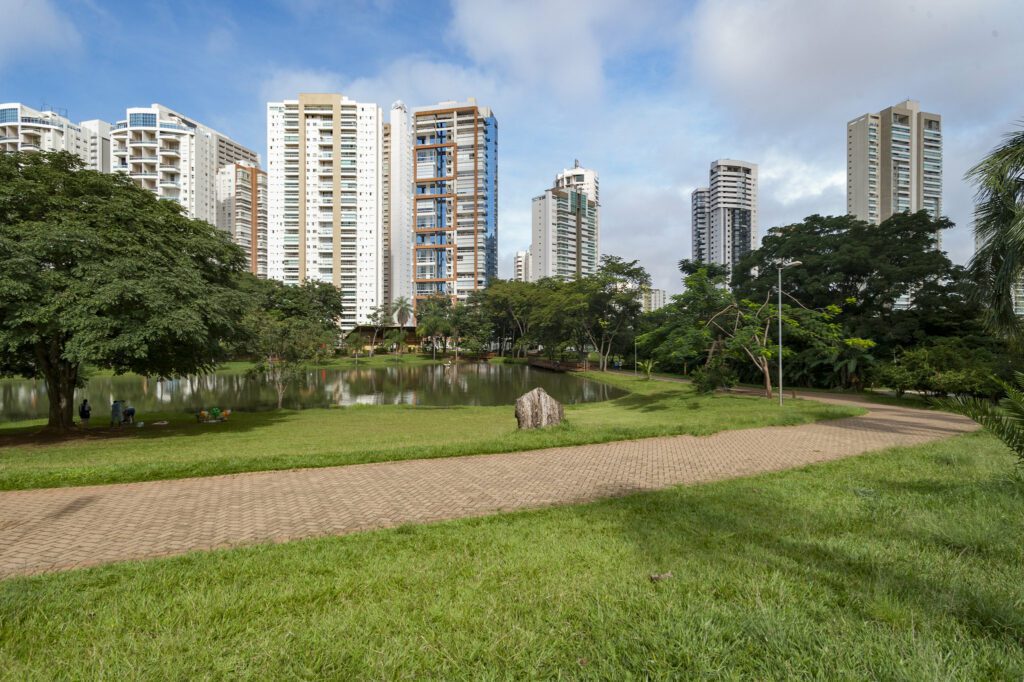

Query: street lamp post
[[777, 260, 802, 407]]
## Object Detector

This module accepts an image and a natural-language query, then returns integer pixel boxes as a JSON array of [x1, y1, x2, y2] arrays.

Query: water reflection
[[0, 363, 625, 421]]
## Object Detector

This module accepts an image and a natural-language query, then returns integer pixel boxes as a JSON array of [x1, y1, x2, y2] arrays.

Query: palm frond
[[966, 124, 1024, 339], [940, 370, 1024, 464]]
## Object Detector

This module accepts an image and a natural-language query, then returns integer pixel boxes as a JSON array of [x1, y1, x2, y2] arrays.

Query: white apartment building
[[216, 162, 268, 278], [267, 94, 383, 330], [388, 101, 415, 309], [847, 99, 942, 224], [691, 187, 710, 262], [530, 163, 599, 281], [641, 287, 667, 313], [110, 104, 258, 225], [692, 160, 758, 274], [0, 103, 110, 171], [411, 99, 498, 304], [513, 250, 531, 282]]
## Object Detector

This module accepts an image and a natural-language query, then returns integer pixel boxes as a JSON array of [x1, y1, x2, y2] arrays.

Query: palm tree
[[967, 124, 1024, 339], [392, 296, 413, 329], [944, 372, 1024, 466]]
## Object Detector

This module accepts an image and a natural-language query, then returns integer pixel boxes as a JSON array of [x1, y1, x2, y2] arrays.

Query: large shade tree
[[732, 212, 978, 354], [0, 152, 249, 430]]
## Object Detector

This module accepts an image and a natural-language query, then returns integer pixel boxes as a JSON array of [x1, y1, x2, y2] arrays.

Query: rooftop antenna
[[574, 158, 580, 168]]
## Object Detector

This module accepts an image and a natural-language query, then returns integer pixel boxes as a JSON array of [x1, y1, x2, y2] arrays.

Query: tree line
[[3, 122, 1023, 431]]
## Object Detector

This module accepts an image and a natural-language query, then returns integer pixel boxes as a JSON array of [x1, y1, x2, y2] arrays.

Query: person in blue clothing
[[123, 404, 137, 424], [110, 400, 123, 427]]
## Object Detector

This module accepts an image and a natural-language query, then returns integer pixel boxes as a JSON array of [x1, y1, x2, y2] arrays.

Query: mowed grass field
[[0, 372, 861, 490], [1, 433, 1020, 678]]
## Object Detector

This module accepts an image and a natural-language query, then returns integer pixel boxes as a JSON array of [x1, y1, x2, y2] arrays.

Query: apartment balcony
[[20, 142, 40, 151], [159, 147, 180, 157], [130, 139, 158, 147]]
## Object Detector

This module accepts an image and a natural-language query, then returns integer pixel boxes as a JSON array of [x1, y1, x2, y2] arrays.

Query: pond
[[0, 363, 626, 422]]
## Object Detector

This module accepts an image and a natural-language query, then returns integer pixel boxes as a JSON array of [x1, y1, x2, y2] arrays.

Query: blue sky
[[4, 0, 1023, 292]]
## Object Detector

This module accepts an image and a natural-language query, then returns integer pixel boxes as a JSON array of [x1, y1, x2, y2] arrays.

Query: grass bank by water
[[0, 373, 861, 490]]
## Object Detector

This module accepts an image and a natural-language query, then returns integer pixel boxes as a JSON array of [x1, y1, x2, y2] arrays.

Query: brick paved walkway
[[0, 393, 975, 579]]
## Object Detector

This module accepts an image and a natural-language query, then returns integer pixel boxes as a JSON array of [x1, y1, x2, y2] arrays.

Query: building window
[[129, 113, 157, 128], [0, 108, 17, 123]]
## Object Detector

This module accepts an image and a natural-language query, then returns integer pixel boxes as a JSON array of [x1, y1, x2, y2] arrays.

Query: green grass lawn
[[0, 373, 862, 490], [1, 432, 1020, 679]]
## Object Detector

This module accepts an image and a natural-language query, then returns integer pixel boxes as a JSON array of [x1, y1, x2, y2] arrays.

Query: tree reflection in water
[[0, 364, 625, 420]]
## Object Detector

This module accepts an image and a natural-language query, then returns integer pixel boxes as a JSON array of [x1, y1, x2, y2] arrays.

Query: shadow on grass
[[578, 468, 1024, 646], [609, 390, 693, 413], [0, 410, 294, 449]]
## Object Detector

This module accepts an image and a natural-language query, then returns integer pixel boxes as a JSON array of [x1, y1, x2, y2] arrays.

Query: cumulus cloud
[[686, 0, 1024, 264], [448, 0, 673, 100], [0, 0, 81, 70]]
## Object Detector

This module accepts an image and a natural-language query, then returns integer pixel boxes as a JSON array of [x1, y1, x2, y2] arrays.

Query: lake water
[[0, 363, 626, 421]]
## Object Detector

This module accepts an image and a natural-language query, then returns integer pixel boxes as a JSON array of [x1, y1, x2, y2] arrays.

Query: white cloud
[[0, 0, 80, 70], [686, 0, 1024, 265], [448, 0, 672, 100], [758, 154, 845, 206]]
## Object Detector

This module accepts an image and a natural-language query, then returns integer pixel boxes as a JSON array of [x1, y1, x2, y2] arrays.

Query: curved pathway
[[0, 392, 975, 579]]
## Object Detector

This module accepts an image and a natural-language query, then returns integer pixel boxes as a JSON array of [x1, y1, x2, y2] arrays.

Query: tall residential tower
[[691, 160, 758, 273], [530, 162, 599, 280], [266, 93, 383, 330], [411, 99, 498, 304], [216, 162, 268, 278], [847, 99, 942, 224]]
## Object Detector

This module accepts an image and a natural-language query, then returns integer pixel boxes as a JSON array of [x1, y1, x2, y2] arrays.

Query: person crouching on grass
[[78, 399, 91, 428]]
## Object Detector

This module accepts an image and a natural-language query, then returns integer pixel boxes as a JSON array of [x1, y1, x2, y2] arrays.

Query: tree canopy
[[0, 152, 249, 429]]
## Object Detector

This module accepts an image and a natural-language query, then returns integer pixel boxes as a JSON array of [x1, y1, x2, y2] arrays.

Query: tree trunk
[[41, 349, 77, 431], [276, 382, 285, 409], [762, 360, 773, 399]]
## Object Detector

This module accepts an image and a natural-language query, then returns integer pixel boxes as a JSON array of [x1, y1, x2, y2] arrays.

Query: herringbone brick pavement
[[0, 393, 975, 579]]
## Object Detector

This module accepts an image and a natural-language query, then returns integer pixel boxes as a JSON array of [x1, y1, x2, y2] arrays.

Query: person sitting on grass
[[78, 399, 91, 428]]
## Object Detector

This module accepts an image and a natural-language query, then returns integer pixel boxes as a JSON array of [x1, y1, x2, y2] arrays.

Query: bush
[[691, 362, 736, 394]]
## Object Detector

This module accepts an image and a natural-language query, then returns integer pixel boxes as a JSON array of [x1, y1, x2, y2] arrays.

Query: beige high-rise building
[[847, 99, 942, 225], [217, 162, 268, 278], [266, 93, 383, 331]]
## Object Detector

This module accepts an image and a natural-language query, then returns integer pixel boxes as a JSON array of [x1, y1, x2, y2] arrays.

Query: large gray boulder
[[515, 387, 564, 429]]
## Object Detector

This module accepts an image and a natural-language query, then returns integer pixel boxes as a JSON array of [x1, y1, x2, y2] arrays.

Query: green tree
[[575, 256, 650, 371], [246, 312, 334, 409], [966, 125, 1024, 338], [383, 328, 406, 356], [639, 264, 733, 374], [732, 212, 973, 353], [366, 302, 392, 356], [0, 152, 248, 430], [415, 296, 452, 359], [346, 331, 369, 364]]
